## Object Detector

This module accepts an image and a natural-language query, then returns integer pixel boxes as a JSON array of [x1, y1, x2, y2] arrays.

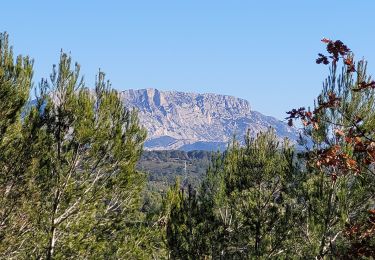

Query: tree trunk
[[46, 225, 56, 260], [255, 220, 261, 257]]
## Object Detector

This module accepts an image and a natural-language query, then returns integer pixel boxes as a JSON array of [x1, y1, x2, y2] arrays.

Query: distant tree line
[[141, 150, 212, 162]]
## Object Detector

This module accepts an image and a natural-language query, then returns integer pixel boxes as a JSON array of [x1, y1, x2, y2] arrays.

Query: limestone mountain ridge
[[120, 88, 299, 151]]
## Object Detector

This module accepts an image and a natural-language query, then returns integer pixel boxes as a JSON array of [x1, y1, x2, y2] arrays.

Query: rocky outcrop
[[120, 88, 299, 151]]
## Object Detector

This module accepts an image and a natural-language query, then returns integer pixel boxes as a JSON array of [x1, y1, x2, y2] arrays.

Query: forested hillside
[[138, 150, 212, 191], [1, 33, 374, 258]]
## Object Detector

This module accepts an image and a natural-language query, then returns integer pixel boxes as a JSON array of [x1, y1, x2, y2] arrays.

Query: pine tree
[[0, 32, 34, 256], [166, 183, 206, 259], [287, 39, 375, 258], [165, 130, 302, 259], [8, 52, 147, 258], [221, 130, 301, 258]]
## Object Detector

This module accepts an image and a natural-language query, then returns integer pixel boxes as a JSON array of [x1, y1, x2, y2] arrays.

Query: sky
[[1, 1, 375, 120]]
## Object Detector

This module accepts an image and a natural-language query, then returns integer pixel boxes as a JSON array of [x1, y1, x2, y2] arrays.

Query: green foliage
[[221, 132, 301, 258], [296, 57, 375, 258], [138, 150, 212, 192], [165, 130, 303, 259], [0, 32, 32, 137], [21, 53, 148, 258], [0, 33, 167, 259], [162, 40, 375, 259], [0, 32, 34, 256], [2, 33, 375, 259], [166, 184, 206, 259]]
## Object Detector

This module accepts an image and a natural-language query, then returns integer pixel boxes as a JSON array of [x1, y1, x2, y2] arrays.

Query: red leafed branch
[[286, 39, 375, 176], [352, 80, 375, 92], [285, 92, 341, 130], [314, 145, 359, 180], [314, 92, 342, 114], [286, 107, 319, 129], [316, 39, 352, 68], [287, 38, 375, 258]]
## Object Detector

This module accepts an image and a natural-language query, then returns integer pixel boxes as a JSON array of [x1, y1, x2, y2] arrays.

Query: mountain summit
[[120, 88, 299, 151]]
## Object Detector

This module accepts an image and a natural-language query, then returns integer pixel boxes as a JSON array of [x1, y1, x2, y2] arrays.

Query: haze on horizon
[[1, 1, 374, 120]]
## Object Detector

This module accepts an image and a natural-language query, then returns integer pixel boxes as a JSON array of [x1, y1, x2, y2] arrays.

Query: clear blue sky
[[1, 1, 374, 119]]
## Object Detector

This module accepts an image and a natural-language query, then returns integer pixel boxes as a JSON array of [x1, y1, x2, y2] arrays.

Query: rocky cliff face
[[120, 88, 299, 151]]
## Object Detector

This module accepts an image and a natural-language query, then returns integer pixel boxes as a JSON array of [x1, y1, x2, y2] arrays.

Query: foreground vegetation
[[1, 33, 374, 258]]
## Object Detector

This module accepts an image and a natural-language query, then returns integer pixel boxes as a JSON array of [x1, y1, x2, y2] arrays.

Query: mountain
[[120, 88, 299, 151]]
